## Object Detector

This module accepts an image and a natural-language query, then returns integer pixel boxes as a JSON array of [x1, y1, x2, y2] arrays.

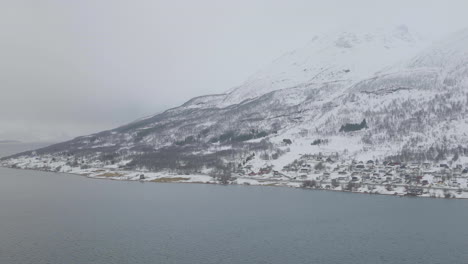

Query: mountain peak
[[219, 26, 426, 107]]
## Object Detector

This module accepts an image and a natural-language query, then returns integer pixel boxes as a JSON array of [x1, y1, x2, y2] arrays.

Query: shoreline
[[2, 165, 466, 200]]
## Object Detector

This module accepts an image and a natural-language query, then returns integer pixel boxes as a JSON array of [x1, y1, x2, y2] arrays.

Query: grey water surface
[[1, 166, 468, 264]]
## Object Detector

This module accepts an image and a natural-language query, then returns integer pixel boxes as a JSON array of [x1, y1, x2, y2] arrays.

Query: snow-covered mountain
[[168, 25, 426, 111], [220, 25, 425, 106], [3, 26, 468, 175]]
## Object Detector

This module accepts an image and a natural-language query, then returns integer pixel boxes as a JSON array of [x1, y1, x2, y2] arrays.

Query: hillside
[[2, 26, 468, 177]]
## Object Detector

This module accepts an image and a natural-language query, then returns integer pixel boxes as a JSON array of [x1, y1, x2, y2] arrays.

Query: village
[[234, 152, 468, 198], [3, 148, 468, 199]]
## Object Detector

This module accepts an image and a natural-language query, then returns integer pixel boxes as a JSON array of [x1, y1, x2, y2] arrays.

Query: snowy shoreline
[[2, 165, 467, 200]]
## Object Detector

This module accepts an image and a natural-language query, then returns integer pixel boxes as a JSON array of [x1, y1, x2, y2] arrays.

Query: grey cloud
[[1, 0, 467, 141]]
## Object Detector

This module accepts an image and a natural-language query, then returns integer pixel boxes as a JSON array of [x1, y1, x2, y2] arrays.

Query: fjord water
[[1, 167, 468, 264]]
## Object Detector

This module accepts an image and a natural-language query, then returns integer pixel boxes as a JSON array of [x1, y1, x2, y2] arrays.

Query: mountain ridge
[[3, 26, 468, 176]]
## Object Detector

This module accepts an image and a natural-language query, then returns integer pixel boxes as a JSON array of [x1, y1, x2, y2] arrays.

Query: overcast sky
[[1, 0, 468, 142]]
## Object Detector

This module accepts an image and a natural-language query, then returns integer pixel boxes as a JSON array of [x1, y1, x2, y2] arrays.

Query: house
[[440, 164, 449, 169], [337, 176, 349, 182], [331, 179, 340, 187], [347, 181, 361, 189], [393, 178, 403, 184], [301, 154, 316, 162], [406, 187, 423, 196], [433, 175, 443, 182], [259, 168, 271, 175], [450, 180, 460, 187], [355, 164, 365, 170]]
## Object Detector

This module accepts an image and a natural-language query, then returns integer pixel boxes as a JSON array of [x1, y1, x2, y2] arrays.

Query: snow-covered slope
[[287, 26, 468, 160], [218, 25, 425, 106]]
